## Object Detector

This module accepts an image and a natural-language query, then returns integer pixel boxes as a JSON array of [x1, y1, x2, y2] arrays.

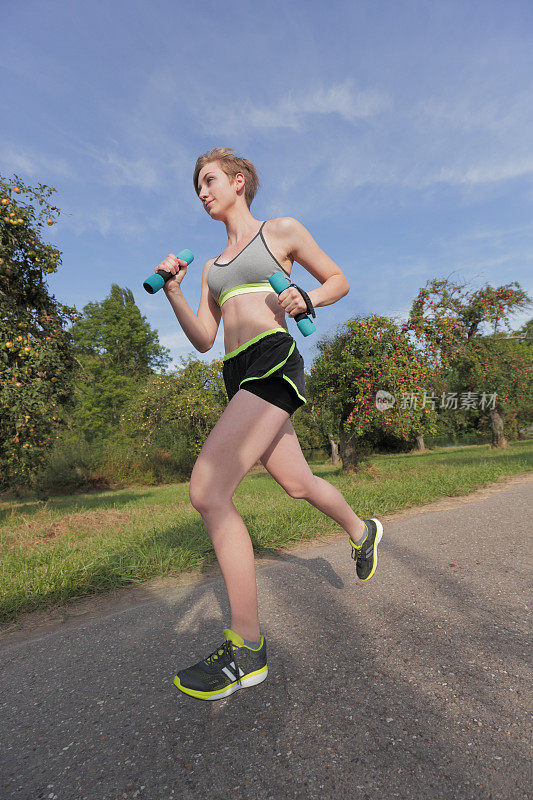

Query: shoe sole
[[173, 664, 268, 701], [349, 518, 383, 581]]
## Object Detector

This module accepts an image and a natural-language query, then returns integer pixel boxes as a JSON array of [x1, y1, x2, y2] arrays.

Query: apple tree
[[0, 173, 78, 490], [404, 277, 532, 447], [306, 315, 442, 470]]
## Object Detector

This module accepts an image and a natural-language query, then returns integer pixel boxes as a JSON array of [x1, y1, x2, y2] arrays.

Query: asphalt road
[[1, 473, 531, 800]]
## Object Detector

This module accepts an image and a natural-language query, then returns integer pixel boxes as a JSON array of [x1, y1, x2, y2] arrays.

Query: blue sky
[[2, 0, 532, 369]]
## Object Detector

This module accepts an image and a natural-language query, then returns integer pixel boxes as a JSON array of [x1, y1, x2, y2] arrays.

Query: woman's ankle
[[231, 624, 261, 642]]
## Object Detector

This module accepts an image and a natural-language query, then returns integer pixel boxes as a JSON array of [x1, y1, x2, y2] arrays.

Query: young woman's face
[[197, 162, 243, 218]]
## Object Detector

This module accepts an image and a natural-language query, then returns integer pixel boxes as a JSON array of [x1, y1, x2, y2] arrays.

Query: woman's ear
[[233, 172, 245, 191]]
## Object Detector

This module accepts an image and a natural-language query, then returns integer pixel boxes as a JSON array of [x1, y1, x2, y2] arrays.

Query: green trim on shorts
[[238, 340, 295, 389], [239, 342, 309, 407], [280, 374, 307, 405], [223, 328, 288, 361]]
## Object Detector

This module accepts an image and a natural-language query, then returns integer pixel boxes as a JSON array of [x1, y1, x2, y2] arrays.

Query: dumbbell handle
[[143, 249, 194, 294], [268, 272, 316, 337]]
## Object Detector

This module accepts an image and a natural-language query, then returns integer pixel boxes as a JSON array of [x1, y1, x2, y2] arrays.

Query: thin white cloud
[[64, 205, 145, 239], [415, 77, 532, 132], [435, 158, 533, 186], [91, 152, 161, 191], [230, 70, 533, 204], [1, 40, 72, 95], [444, 224, 533, 245], [201, 79, 391, 135], [0, 145, 74, 179], [50, 134, 182, 193]]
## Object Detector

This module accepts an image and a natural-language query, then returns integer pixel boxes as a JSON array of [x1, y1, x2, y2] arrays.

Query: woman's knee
[[189, 390, 291, 510], [189, 479, 215, 512], [189, 464, 230, 511], [287, 474, 318, 500], [189, 486, 230, 513]]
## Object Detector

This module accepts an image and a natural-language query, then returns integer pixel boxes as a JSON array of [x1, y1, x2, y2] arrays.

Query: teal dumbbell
[[269, 272, 316, 336], [143, 249, 195, 294]]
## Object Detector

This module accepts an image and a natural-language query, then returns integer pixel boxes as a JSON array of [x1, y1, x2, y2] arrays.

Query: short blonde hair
[[193, 147, 260, 209]]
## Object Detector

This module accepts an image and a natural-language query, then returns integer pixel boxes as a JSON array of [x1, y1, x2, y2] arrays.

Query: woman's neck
[[222, 211, 262, 246]]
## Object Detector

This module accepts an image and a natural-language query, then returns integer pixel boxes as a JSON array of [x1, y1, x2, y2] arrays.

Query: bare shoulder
[[203, 256, 217, 271], [266, 217, 347, 284], [265, 216, 311, 253], [200, 257, 217, 287], [265, 216, 300, 239], [263, 216, 302, 259]]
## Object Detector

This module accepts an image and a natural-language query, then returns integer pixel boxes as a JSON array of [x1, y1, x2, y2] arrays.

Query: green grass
[[1, 440, 531, 629]]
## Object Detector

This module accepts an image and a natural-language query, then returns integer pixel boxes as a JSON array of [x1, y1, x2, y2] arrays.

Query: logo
[[373, 388, 498, 412], [375, 390, 396, 411]]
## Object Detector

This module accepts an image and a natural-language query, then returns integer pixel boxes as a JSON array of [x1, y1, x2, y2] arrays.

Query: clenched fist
[[154, 254, 189, 296], [278, 286, 307, 318]]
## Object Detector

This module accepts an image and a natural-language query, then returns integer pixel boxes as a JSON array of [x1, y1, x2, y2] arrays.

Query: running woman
[[154, 147, 383, 701]]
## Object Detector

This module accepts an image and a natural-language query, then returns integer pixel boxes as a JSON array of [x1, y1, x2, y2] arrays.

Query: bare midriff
[[221, 290, 291, 354], [215, 220, 294, 354]]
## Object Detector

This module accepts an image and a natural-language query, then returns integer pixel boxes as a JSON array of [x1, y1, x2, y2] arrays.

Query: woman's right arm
[[155, 253, 210, 353]]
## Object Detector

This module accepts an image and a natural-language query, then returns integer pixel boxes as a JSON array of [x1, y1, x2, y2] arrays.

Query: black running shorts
[[222, 327, 307, 417]]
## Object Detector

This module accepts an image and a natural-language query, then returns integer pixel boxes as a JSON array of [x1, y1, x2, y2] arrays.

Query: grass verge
[[1, 440, 531, 629]]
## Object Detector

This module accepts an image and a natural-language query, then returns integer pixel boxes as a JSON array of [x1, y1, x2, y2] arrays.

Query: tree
[[453, 333, 533, 447], [404, 277, 532, 448], [0, 173, 78, 490], [306, 315, 442, 470], [513, 317, 533, 348], [69, 284, 170, 378], [290, 396, 329, 462], [67, 284, 171, 440], [120, 355, 227, 472], [307, 401, 342, 465], [510, 317, 533, 438]]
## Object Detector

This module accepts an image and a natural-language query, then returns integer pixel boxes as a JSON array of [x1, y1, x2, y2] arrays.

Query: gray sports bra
[[207, 221, 291, 307]]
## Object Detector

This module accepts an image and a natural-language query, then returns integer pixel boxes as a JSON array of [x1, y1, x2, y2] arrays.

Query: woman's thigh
[[259, 417, 317, 498], [189, 389, 290, 509]]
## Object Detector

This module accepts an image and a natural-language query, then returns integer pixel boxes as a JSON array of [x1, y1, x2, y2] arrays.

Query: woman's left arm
[[277, 217, 350, 310]]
